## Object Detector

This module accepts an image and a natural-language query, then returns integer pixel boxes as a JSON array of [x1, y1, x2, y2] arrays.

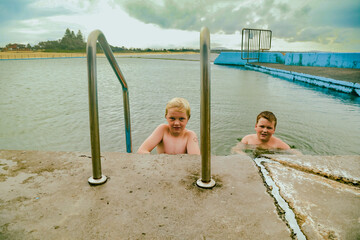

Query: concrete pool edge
[[1, 150, 359, 239], [244, 63, 360, 96]]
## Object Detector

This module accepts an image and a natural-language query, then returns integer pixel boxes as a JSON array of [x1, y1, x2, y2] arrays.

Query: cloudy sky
[[1, 0, 359, 52]]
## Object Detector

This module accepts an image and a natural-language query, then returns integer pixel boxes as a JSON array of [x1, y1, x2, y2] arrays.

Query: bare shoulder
[[185, 129, 199, 141], [272, 136, 290, 150], [149, 124, 168, 140], [185, 129, 197, 137], [137, 124, 168, 154], [241, 134, 256, 144], [158, 123, 168, 130], [155, 123, 168, 133]]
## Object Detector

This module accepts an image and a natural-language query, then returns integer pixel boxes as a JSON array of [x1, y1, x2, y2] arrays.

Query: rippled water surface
[[1, 54, 360, 155]]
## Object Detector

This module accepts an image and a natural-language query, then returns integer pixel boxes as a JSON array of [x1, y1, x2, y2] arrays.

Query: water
[[1, 54, 360, 155]]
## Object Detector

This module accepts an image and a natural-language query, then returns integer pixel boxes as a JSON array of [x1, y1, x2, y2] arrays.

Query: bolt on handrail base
[[88, 175, 107, 185], [196, 178, 216, 189]]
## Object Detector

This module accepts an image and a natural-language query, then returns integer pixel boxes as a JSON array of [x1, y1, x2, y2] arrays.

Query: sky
[[1, 0, 360, 52]]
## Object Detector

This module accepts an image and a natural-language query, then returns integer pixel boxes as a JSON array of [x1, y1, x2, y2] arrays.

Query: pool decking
[[0, 150, 359, 239]]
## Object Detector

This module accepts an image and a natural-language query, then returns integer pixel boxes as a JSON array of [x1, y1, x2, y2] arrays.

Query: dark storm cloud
[[115, 0, 360, 45], [1, 0, 359, 50], [118, 0, 245, 33], [310, 2, 360, 28]]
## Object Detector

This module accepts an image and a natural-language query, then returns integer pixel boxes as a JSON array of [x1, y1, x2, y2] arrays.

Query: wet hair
[[165, 97, 191, 119], [256, 111, 277, 128]]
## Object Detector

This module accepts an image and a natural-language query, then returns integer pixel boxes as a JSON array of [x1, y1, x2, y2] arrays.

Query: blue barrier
[[259, 52, 286, 64], [285, 52, 360, 69], [214, 52, 360, 69], [213, 52, 248, 65]]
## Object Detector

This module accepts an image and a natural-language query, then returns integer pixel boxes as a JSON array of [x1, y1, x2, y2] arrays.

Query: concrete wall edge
[[244, 64, 360, 96]]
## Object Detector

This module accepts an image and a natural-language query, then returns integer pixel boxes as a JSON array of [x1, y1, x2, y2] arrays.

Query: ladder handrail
[[197, 27, 215, 189], [87, 29, 132, 185]]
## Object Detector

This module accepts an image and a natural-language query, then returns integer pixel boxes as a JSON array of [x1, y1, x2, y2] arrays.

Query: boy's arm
[[186, 131, 200, 155], [137, 124, 166, 154], [231, 142, 248, 155]]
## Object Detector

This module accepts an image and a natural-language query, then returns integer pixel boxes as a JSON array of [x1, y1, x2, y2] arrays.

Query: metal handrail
[[196, 27, 216, 189], [87, 29, 132, 185]]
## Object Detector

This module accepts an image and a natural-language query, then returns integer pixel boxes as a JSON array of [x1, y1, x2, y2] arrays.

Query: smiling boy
[[137, 97, 200, 154], [240, 111, 290, 150]]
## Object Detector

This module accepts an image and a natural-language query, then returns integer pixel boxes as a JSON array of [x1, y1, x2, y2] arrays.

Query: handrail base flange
[[88, 175, 107, 185], [196, 178, 216, 189]]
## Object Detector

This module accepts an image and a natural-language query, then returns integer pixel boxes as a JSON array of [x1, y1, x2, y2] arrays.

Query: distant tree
[[74, 30, 85, 49], [60, 28, 74, 50], [64, 28, 72, 39], [76, 30, 84, 42], [59, 28, 85, 50]]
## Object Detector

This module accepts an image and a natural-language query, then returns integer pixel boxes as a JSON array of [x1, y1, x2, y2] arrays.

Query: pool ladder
[[86, 28, 215, 188], [87, 30, 131, 185]]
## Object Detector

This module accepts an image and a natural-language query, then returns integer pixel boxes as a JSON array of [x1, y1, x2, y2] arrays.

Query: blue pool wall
[[214, 52, 360, 69]]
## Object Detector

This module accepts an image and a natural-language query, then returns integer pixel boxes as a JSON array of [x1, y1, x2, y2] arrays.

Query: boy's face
[[255, 117, 276, 142], [165, 108, 189, 135]]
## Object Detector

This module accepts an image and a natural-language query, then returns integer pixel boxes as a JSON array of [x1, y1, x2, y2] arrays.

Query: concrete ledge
[[244, 64, 360, 96], [0, 150, 291, 239]]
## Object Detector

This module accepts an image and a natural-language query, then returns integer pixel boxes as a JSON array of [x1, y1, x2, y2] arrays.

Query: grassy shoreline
[[0, 51, 198, 60]]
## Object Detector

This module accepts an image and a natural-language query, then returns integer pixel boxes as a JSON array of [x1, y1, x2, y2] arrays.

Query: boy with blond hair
[[137, 97, 200, 154]]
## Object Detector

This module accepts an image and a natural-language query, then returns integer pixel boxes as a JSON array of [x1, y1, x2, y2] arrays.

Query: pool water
[[1, 54, 359, 155]]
